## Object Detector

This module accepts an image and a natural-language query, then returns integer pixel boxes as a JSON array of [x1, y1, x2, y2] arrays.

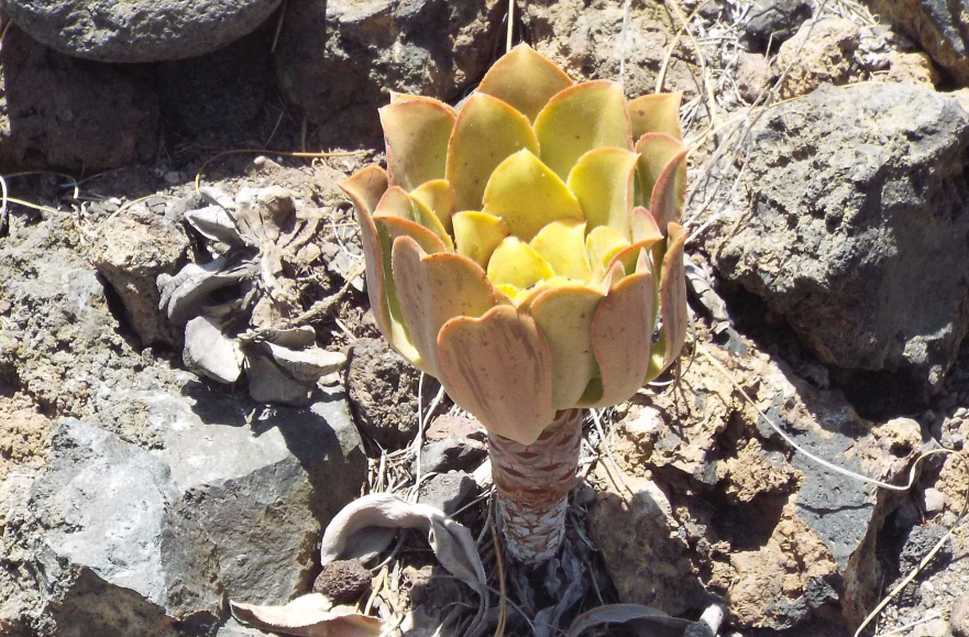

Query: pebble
[[924, 488, 946, 513]]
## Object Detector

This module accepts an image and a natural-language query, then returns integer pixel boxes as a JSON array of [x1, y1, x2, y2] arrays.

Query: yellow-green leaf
[[529, 219, 591, 280], [452, 210, 509, 268], [486, 236, 555, 290], [379, 96, 456, 191], [528, 284, 603, 408], [481, 149, 583, 241], [635, 132, 687, 226], [534, 80, 632, 179], [477, 43, 573, 122], [566, 147, 639, 238], [409, 190, 454, 251], [628, 92, 682, 141], [446, 93, 539, 211], [586, 225, 630, 278], [410, 179, 456, 233]]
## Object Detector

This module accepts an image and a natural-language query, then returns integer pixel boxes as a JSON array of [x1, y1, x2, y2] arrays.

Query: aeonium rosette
[[341, 44, 688, 447]]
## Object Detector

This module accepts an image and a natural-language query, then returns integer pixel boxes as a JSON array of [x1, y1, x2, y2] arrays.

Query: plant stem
[[487, 409, 584, 564]]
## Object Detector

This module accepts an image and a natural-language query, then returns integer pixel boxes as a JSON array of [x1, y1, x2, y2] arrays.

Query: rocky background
[[1, 0, 968, 636]]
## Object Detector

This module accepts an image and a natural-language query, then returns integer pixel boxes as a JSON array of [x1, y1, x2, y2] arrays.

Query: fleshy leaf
[[647, 223, 688, 379], [379, 96, 456, 191], [452, 210, 509, 267], [486, 236, 555, 290], [630, 205, 663, 244], [374, 186, 416, 220], [409, 189, 455, 251], [446, 93, 539, 211], [566, 147, 639, 238], [586, 225, 630, 279], [583, 271, 655, 407], [534, 80, 632, 179], [528, 284, 603, 408], [230, 595, 382, 637], [392, 236, 499, 376], [410, 179, 456, 233], [607, 239, 662, 276], [635, 133, 687, 228], [481, 149, 584, 241], [529, 219, 591, 280], [354, 205, 393, 343], [340, 164, 389, 215], [477, 43, 573, 122], [436, 304, 556, 444], [628, 92, 683, 141], [373, 214, 448, 368]]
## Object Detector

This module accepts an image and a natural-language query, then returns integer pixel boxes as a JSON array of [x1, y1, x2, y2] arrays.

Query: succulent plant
[[341, 44, 688, 562]]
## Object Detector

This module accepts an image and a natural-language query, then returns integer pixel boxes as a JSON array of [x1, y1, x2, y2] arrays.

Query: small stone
[[736, 51, 770, 102], [952, 593, 969, 637], [313, 560, 371, 603], [924, 488, 946, 513], [742, 0, 813, 52], [425, 414, 485, 442], [417, 471, 477, 516], [416, 437, 487, 475]]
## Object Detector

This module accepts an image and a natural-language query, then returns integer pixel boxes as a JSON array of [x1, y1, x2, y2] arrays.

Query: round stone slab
[[4, 0, 283, 62]]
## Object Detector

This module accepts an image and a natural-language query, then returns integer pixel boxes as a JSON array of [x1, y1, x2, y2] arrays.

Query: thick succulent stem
[[487, 408, 584, 564]]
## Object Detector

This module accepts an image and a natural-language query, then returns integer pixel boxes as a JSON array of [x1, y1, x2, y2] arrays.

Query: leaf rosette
[[341, 44, 689, 445]]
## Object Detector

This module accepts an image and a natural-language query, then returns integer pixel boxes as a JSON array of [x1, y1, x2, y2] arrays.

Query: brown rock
[[0, 27, 158, 172], [775, 17, 863, 98], [313, 560, 371, 603], [886, 51, 940, 86], [736, 51, 771, 103], [524, 0, 699, 99], [591, 329, 925, 631], [346, 337, 422, 449], [90, 212, 188, 348], [272, 0, 501, 146]]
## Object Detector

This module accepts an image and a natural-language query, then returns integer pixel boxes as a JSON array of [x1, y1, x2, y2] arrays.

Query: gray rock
[[416, 437, 487, 475], [272, 0, 501, 144], [866, 0, 969, 85], [4, 390, 366, 634], [695, 83, 969, 394], [90, 213, 188, 348], [4, 0, 283, 63], [0, 27, 158, 172], [417, 471, 477, 516], [346, 337, 422, 449], [741, 0, 813, 51]]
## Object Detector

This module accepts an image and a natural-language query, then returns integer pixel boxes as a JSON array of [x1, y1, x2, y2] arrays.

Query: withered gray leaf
[[183, 316, 243, 384]]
